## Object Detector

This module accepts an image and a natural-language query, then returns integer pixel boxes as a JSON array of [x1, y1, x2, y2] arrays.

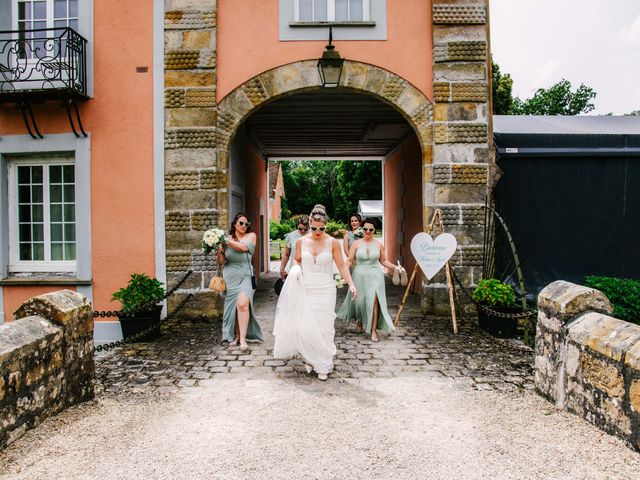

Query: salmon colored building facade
[[1, 0, 493, 342]]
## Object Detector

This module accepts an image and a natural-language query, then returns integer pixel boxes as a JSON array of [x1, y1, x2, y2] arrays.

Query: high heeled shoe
[[399, 266, 408, 286], [304, 363, 314, 374], [240, 341, 249, 351], [392, 262, 401, 285], [228, 338, 239, 347], [317, 373, 328, 381]]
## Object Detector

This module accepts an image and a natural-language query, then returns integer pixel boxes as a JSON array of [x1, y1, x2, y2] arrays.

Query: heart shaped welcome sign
[[410, 232, 457, 280]]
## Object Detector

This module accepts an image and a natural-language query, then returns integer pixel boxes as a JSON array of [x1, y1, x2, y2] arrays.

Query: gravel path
[[2, 374, 639, 479]]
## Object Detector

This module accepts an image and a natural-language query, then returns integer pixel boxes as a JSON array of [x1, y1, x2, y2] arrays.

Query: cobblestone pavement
[[96, 272, 534, 395]]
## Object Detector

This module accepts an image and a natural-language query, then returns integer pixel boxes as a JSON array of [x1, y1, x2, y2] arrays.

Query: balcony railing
[[0, 27, 88, 102]]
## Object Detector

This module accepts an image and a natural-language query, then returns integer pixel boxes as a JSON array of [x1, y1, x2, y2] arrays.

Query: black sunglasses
[[310, 226, 326, 232], [363, 227, 375, 232], [238, 221, 251, 227]]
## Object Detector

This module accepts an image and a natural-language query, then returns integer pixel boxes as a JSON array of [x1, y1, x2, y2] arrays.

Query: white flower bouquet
[[201, 227, 229, 255], [353, 227, 364, 239], [334, 273, 347, 288]]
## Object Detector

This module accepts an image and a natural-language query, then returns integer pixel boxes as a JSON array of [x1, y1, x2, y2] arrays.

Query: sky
[[490, 0, 640, 115]]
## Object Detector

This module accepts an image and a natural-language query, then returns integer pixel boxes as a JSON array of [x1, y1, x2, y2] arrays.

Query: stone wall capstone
[[0, 290, 94, 450], [535, 280, 640, 451]]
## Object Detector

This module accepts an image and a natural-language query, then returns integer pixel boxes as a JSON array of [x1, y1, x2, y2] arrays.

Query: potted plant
[[472, 278, 521, 338], [111, 273, 166, 341]]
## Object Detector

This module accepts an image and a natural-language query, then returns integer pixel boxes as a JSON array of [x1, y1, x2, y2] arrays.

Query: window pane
[[55, 0, 67, 18], [19, 205, 31, 222], [64, 223, 76, 241], [34, 2, 46, 20], [65, 242, 76, 260], [51, 223, 63, 241], [51, 204, 63, 222], [19, 185, 31, 203], [299, 0, 312, 21], [20, 243, 32, 261], [63, 185, 74, 202], [19, 223, 32, 242], [33, 243, 44, 260], [18, 166, 30, 184], [32, 204, 43, 222], [31, 185, 43, 203], [51, 243, 63, 261], [19, 2, 29, 21], [64, 204, 75, 222], [31, 166, 43, 183], [70, 19, 78, 30], [335, 0, 348, 21], [63, 165, 74, 183], [32, 223, 44, 241], [50, 165, 62, 183], [50, 184, 62, 202], [70, 0, 78, 17], [314, 0, 327, 21], [350, 0, 363, 21]]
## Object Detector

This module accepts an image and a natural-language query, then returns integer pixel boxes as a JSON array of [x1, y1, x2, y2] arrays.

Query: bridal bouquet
[[334, 273, 347, 288], [201, 227, 228, 255], [353, 227, 364, 239]]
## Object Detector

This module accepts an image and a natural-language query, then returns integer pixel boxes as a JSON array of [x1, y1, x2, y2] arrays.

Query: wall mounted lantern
[[317, 27, 344, 88]]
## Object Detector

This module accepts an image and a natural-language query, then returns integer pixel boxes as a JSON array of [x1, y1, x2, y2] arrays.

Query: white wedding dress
[[273, 236, 337, 374]]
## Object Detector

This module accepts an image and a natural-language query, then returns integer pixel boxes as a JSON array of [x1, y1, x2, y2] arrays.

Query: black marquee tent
[[492, 115, 640, 298]]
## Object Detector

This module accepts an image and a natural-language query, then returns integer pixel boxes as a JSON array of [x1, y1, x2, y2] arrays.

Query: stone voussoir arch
[[215, 60, 434, 169]]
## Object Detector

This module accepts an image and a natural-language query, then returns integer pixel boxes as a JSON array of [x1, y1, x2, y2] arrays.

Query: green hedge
[[269, 219, 295, 240], [584, 275, 640, 325]]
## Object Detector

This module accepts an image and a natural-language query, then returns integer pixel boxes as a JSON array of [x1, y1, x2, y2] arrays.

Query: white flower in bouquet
[[353, 227, 364, 239], [334, 273, 347, 288], [201, 227, 228, 254]]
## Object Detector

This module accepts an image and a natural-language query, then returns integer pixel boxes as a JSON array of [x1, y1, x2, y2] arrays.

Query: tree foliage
[[491, 62, 514, 115], [511, 79, 597, 115], [279, 160, 382, 223], [491, 62, 597, 116]]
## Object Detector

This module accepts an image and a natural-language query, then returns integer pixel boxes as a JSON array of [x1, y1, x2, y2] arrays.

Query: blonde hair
[[309, 204, 328, 224]]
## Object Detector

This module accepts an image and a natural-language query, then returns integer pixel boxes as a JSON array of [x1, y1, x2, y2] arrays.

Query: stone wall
[[0, 290, 94, 450], [535, 280, 640, 451], [164, 0, 223, 318], [424, 0, 491, 314]]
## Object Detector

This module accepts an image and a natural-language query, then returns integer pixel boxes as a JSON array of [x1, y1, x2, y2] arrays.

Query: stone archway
[[164, 2, 492, 318]]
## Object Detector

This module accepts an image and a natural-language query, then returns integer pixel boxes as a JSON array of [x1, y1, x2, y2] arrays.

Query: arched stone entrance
[[164, 2, 492, 319]]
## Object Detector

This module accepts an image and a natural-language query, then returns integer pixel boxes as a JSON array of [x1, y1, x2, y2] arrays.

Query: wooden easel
[[393, 208, 459, 334]]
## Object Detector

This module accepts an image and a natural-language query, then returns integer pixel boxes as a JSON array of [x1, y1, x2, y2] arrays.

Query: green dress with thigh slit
[[337, 241, 394, 333], [222, 241, 263, 342]]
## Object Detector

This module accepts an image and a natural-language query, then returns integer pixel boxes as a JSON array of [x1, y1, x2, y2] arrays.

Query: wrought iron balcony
[[0, 27, 88, 103]]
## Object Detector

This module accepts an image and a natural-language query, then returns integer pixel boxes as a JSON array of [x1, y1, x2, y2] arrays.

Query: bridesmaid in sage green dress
[[342, 213, 363, 258], [337, 218, 399, 342], [216, 213, 263, 351]]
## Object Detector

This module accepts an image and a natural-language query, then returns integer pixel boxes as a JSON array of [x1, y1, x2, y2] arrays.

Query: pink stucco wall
[[244, 143, 269, 276], [384, 135, 423, 293], [1, 0, 155, 319], [217, 0, 433, 101]]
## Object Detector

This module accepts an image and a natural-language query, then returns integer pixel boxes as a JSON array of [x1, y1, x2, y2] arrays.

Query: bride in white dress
[[273, 205, 357, 380]]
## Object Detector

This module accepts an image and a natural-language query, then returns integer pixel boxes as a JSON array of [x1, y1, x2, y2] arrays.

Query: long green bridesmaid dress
[[337, 241, 394, 333], [221, 240, 263, 343]]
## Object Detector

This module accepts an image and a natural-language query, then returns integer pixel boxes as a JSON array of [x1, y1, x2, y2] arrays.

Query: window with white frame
[[15, 0, 79, 59], [8, 156, 77, 272], [294, 0, 370, 22]]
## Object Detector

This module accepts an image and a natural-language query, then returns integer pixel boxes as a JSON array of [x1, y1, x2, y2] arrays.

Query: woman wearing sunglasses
[[217, 213, 263, 351], [279, 215, 309, 279], [342, 213, 363, 258], [273, 204, 357, 381], [337, 218, 397, 342]]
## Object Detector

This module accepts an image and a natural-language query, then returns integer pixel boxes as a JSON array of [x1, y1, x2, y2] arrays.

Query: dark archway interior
[[244, 90, 413, 158]]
